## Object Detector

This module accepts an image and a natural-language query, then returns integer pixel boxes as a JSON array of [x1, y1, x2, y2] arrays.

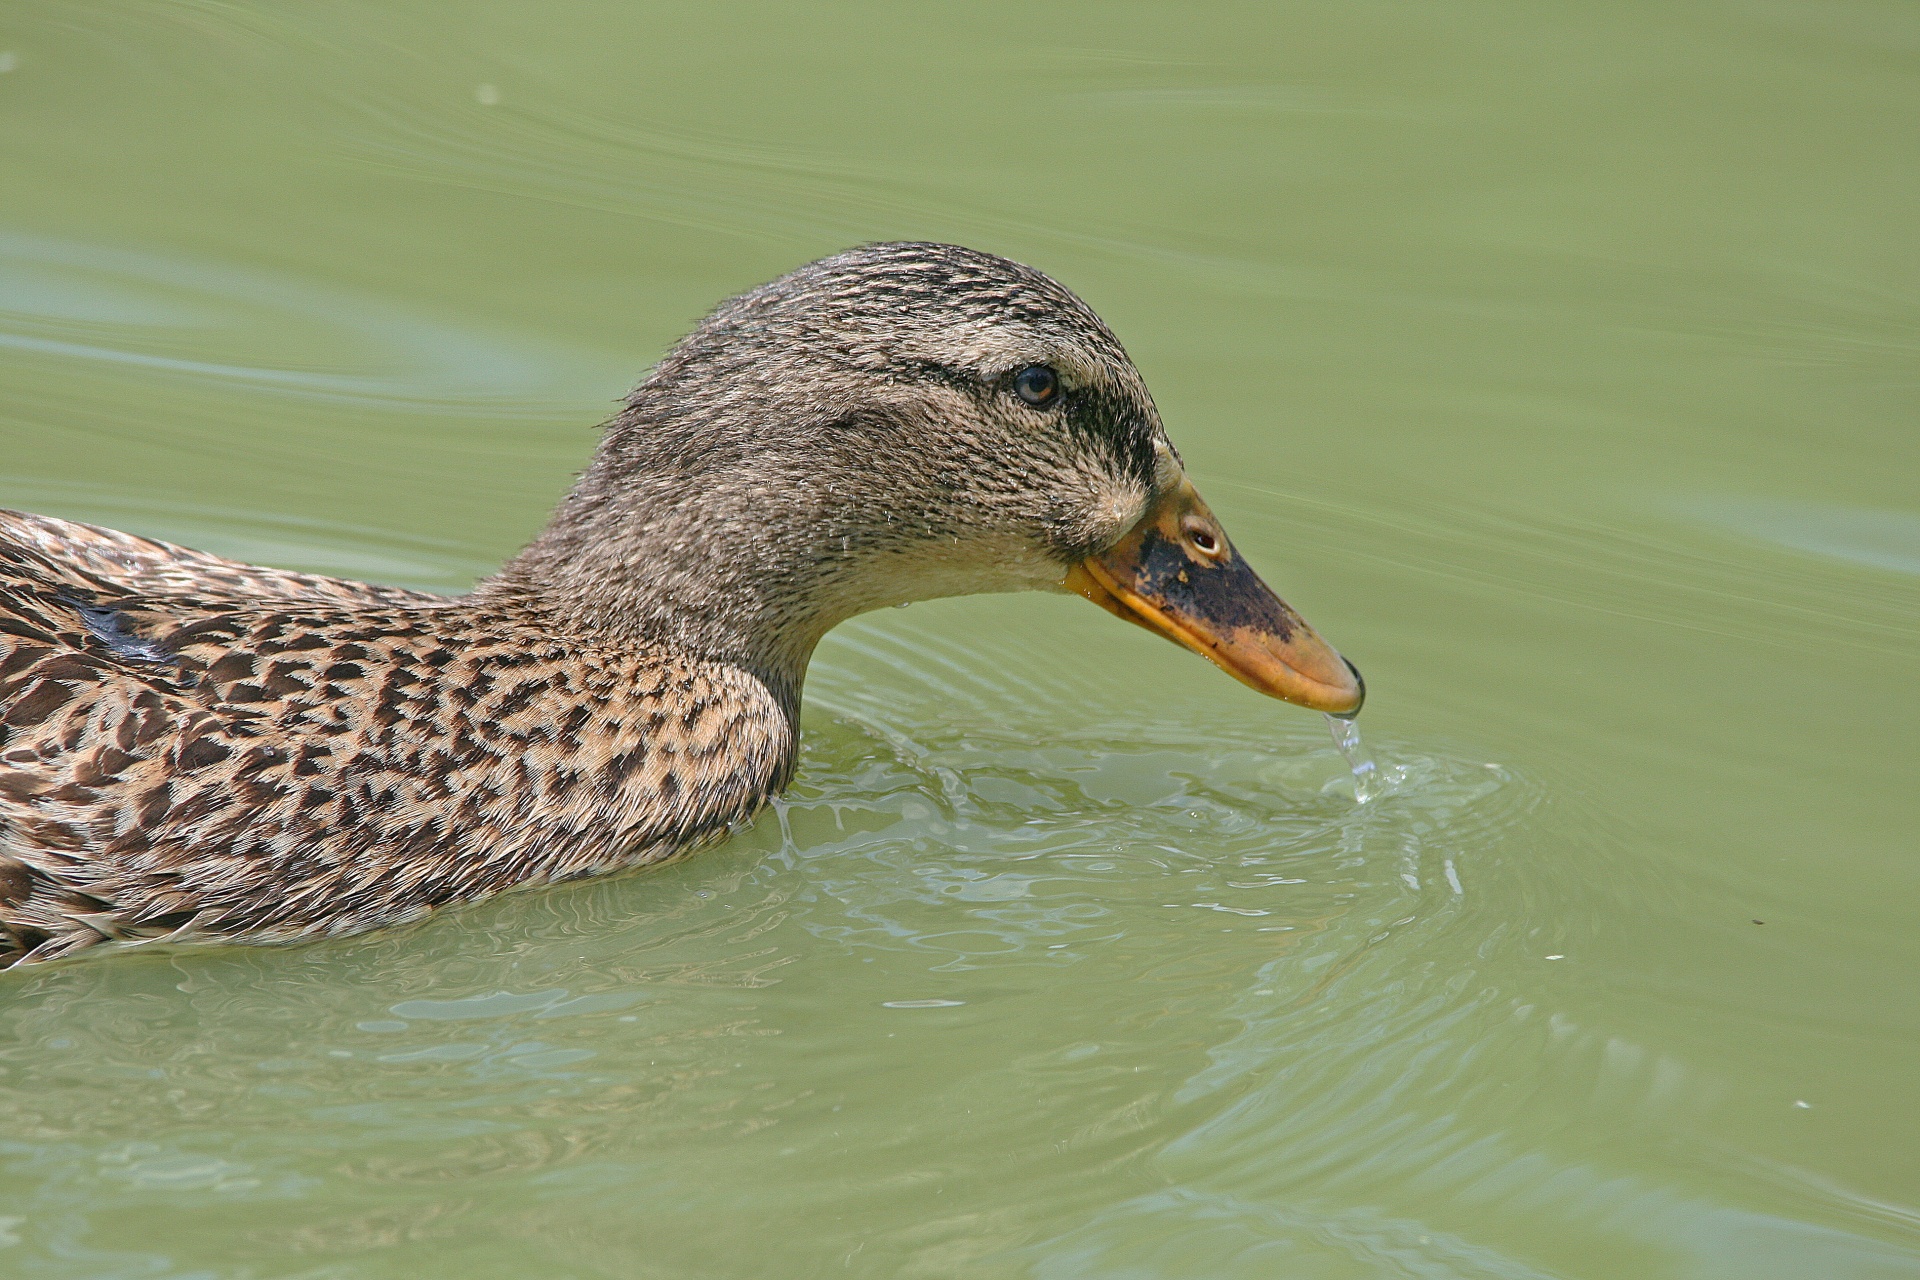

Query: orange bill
[[1065, 475, 1364, 716]]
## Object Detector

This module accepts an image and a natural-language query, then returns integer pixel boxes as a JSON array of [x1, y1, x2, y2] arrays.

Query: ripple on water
[[769, 710, 1529, 963], [1682, 494, 1920, 578], [0, 614, 1576, 1278], [0, 230, 624, 414]]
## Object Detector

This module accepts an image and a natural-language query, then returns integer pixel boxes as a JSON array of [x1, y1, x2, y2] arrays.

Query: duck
[[0, 242, 1362, 967]]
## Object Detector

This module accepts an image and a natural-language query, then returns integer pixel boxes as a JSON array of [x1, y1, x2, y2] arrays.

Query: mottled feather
[[0, 535, 791, 964], [0, 243, 1172, 966]]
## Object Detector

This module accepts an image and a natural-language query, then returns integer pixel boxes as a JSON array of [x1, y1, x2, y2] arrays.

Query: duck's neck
[[479, 477, 840, 716], [478, 381, 1070, 711], [476, 382, 945, 713]]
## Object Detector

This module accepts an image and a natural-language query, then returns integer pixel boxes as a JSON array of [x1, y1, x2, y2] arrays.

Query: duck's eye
[[1013, 365, 1060, 407]]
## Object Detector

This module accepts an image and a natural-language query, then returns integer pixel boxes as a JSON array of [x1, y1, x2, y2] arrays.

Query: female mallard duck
[[0, 243, 1361, 966]]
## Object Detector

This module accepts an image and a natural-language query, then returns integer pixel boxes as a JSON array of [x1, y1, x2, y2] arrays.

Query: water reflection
[[0, 230, 621, 413], [1685, 496, 1920, 578]]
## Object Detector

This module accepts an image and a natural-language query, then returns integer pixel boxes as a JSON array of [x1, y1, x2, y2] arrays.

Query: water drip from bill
[[1324, 713, 1403, 803]]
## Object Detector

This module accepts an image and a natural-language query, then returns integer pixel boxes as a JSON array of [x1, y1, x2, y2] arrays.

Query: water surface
[[2, 2, 1917, 1277]]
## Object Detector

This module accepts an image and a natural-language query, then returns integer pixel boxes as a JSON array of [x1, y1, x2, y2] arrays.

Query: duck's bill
[[1064, 476, 1365, 716]]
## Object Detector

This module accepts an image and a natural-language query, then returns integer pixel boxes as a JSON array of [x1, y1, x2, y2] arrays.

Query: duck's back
[[0, 509, 444, 608], [0, 515, 793, 966]]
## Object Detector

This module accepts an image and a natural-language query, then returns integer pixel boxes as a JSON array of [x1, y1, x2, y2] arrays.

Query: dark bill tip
[[1064, 475, 1363, 717]]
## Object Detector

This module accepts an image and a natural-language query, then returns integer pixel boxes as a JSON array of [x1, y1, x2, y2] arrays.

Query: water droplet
[[474, 83, 500, 105], [1324, 713, 1381, 802]]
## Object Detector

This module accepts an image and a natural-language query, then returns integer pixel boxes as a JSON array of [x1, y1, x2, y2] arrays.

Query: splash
[[1325, 713, 1391, 804]]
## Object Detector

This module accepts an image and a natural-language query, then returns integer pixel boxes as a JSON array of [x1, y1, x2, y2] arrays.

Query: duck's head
[[499, 242, 1362, 717]]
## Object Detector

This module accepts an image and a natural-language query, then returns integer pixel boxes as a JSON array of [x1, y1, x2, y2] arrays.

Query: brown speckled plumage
[[0, 243, 1178, 966]]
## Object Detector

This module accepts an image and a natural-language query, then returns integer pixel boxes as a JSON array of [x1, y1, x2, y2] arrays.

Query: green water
[[3, 2, 1917, 1275]]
